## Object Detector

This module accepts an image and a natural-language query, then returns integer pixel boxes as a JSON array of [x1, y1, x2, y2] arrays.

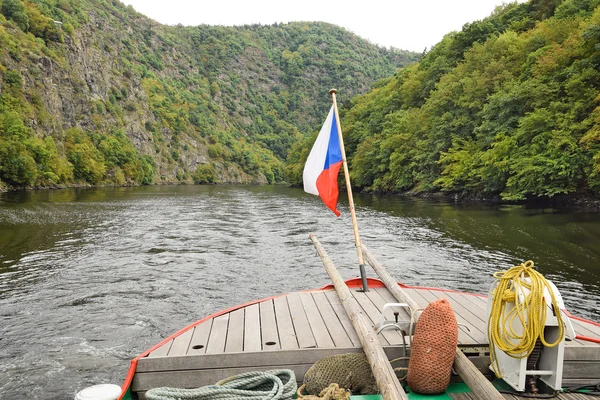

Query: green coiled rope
[[145, 369, 297, 400]]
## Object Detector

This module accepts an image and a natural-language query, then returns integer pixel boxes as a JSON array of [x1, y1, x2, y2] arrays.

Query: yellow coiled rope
[[487, 260, 565, 378]]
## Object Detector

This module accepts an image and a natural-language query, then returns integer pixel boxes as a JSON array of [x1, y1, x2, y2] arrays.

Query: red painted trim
[[564, 310, 600, 327], [575, 334, 600, 344], [319, 277, 387, 290], [563, 310, 600, 343]]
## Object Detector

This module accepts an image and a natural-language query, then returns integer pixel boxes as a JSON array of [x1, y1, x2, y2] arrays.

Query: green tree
[[64, 128, 106, 184], [192, 164, 217, 184], [0, 139, 37, 186], [1, 0, 29, 31], [284, 0, 600, 202]]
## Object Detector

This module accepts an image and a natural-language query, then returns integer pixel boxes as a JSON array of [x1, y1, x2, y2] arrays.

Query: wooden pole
[[361, 244, 505, 400], [310, 234, 408, 400], [329, 89, 365, 269]]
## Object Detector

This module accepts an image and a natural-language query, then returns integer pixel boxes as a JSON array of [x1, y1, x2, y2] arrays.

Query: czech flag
[[303, 105, 343, 217]]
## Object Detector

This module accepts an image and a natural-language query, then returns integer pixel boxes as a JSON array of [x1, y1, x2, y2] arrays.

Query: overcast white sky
[[120, 0, 525, 52]]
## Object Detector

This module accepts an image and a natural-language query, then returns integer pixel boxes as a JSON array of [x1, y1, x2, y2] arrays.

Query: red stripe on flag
[[316, 160, 342, 217]]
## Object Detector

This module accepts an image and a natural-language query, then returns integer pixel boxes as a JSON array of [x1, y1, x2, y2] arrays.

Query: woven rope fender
[[407, 298, 458, 394], [302, 353, 378, 396]]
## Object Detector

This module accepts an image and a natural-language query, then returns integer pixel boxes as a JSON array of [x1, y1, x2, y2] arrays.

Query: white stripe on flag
[[303, 105, 335, 196]]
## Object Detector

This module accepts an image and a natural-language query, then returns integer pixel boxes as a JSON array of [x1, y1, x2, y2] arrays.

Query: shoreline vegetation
[[2, 181, 600, 211]]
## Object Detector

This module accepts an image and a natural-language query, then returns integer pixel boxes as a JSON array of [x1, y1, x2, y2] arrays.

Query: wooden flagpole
[[330, 88, 369, 291]]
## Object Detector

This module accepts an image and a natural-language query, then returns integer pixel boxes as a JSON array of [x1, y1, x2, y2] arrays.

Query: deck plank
[[563, 360, 600, 379], [365, 288, 411, 321], [259, 300, 281, 350], [351, 289, 392, 346], [225, 308, 245, 353], [426, 289, 488, 345], [563, 343, 600, 360], [323, 290, 361, 346], [469, 292, 490, 308], [167, 328, 193, 356], [353, 290, 401, 345], [273, 295, 299, 350], [134, 346, 411, 393], [579, 318, 600, 336], [400, 288, 430, 309], [375, 287, 414, 311], [286, 292, 317, 349], [311, 291, 353, 348], [206, 314, 229, 354], [570, 319, 600, 346], [417, 289, 484, 345], [187, 320, 212, 355], [445, 291, 487, 315], [571, 318, 600, 339], [148, 339, 172, 358], [375, 287, 425, 328], [567, 320, 596, 345], [363, 288, 415, 350], [133, 365, 314, 392], [299, 292, 335, 348], [137, 346, 408, 373], [244, 303, 261, 352], [401, 288, 472, 346]]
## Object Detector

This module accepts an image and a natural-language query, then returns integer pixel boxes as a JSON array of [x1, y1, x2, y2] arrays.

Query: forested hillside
[[288, 0, 600, 201], [0, 0, 417, 189]]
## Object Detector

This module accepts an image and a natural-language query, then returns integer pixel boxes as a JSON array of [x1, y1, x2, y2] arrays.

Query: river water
[[0, 185, 599, 399]]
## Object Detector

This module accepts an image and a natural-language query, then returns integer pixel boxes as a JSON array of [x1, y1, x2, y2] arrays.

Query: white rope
[[145, 369, 297, 400]]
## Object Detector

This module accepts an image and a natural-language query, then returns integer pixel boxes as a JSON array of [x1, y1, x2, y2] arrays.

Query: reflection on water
[[0, 185, 599, 399]]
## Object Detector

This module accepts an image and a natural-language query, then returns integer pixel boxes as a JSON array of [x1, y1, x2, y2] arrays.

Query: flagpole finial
[[329, 88, 337, 95]]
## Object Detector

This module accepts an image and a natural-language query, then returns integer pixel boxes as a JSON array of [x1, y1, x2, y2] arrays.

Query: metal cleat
[[374, 303, 414, 335]]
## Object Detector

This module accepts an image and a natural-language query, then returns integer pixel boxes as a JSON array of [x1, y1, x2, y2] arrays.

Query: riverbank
[[0, 180, 207, 193], [302, 181, 600, 211], [402, 191, 600, 211], [4, 181, 600, 211]]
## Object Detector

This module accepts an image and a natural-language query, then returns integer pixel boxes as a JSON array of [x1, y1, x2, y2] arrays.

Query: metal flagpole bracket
[[357, 264, 370, 292]]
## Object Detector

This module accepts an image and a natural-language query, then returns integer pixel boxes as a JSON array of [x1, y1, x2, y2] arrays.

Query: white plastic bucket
[[74, 384, 122, 400]]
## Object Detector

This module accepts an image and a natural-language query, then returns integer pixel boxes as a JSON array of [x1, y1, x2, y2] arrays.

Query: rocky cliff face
[[20, 11, 215, 183], [0, 0, 417, 189]]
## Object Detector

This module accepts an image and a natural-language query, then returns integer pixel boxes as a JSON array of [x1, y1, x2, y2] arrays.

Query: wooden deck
[[131, 281, 600, 397]]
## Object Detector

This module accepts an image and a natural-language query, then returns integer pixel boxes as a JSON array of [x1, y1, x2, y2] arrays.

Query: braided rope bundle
[[296, 383, 351, 400], [488, 261, 565, 377], [145, 369, 297, 400]]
